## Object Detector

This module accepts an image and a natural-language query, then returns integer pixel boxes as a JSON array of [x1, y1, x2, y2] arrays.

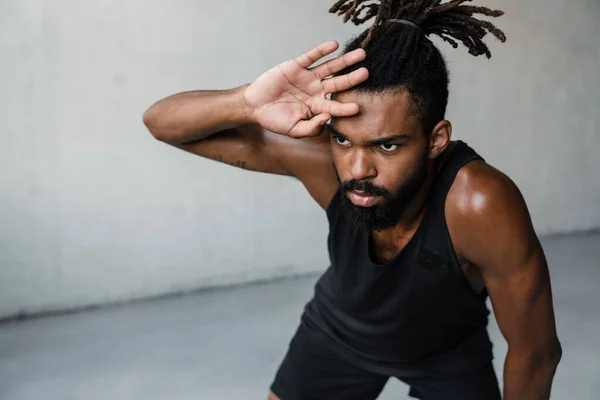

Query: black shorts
[[270, 324, 501, 400]]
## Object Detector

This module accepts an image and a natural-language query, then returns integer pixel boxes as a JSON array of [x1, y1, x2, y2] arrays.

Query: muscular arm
[[447, 162, 562, 400], [143, 85, 338, 209]]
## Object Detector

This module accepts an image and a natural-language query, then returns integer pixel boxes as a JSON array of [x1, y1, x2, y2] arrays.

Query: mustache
[[342, 180, 390, 196]]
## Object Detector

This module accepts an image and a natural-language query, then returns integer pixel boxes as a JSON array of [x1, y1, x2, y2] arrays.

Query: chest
[[327, 223, 449, 306], [365, 225, 484, 295], [325, 215, 485, 315]]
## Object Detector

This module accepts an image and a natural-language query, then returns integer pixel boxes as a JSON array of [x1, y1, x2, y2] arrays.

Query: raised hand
[[243, 41, 369, 138]]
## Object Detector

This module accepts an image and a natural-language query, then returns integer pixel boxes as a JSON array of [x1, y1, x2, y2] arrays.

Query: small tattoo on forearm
[[210, 155, 247, 169], [235, 160, 247, 169]]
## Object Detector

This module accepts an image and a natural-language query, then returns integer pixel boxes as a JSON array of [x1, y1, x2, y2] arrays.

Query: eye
[[335, 136, 351, 146], [379, 143, 399, 152]]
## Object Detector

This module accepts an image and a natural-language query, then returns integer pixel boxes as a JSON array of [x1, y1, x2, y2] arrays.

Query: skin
[[144, 41, 561, 400]]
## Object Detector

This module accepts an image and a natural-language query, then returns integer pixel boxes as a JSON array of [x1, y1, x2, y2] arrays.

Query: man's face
[[328, 89, 430, 232]]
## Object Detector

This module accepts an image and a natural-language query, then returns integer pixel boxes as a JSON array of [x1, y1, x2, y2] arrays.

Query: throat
[[369, 236, 404, 265], [368, 225, 419, 265], [367, 195, 430, 265]]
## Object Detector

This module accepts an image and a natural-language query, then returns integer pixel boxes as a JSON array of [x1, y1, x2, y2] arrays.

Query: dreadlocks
[[329, 0, 506, 134]]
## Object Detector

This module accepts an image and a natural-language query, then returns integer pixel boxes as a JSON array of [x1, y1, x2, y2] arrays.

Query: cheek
[[373, 155, 419, 189], [376, 168, 403, 193]]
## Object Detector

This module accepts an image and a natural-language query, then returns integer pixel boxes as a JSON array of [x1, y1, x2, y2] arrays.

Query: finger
[[287, 113, 331, 138], [293, 41, 339, 69], [322, 100, 360, 118], [322, 67, 369, 94], [311, 48, 367, 80]]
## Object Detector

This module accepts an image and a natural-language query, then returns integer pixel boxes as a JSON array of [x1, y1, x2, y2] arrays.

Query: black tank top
[[302, 140, 494, 377]]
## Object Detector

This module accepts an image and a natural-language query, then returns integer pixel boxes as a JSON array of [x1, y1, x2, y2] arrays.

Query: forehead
[[331, 89, 421, 139]]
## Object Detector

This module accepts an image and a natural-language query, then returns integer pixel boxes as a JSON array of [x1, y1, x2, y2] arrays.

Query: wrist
[[236, 83, 257, 124]]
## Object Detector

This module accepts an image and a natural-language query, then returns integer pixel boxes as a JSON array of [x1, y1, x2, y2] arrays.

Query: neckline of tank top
[[363, 207, 429, 268], [363, 141, 467, 268]]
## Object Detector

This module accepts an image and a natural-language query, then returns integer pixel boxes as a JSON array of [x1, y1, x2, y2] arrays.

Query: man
[[143, 1, 561, 398]]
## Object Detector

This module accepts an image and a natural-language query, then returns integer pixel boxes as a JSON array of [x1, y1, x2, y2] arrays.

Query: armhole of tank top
[[325, 189, 342, 225], [440, 158, 488, 299]]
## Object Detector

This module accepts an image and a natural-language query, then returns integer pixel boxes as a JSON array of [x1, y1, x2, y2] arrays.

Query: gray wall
[[1, 0, 598, 318]]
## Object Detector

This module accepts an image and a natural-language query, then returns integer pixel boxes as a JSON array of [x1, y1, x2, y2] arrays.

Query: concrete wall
[[1, 0, 598, 318]]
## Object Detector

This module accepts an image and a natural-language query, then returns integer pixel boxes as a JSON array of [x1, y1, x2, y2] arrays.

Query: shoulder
[[447, 160, 525, 218], [445, 160, 536, 265]]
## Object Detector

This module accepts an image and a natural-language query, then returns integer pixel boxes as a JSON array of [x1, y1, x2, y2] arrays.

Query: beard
[[338, 152, 429, 232]]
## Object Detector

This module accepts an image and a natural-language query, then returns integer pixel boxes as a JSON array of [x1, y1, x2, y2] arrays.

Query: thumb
[[287, 113, 331, 138]]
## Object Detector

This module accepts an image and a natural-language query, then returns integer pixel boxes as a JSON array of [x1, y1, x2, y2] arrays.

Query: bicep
[[485, 237, 557, 354]]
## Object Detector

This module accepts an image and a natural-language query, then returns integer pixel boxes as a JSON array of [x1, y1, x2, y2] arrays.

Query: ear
[[427, 120, 452, 160]]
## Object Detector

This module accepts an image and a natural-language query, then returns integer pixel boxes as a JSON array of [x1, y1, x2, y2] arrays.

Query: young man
[[143, 1, 561, 399]]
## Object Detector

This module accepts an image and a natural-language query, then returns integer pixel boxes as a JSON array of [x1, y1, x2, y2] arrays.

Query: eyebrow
[[326, 124, 410, 146]]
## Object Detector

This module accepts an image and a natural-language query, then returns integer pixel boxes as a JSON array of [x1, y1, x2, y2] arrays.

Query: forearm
[[503, 348, 561, 400], [143, 84, 255, 144]]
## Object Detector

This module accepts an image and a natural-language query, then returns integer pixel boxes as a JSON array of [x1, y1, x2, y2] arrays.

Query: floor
[[0, 233, 598, 399]]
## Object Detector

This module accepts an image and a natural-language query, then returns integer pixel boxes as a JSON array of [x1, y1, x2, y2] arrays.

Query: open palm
[[244, 41, 369, 138]]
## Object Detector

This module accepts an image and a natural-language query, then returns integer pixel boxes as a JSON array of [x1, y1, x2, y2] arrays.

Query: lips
[[346, 190, 382, 207]]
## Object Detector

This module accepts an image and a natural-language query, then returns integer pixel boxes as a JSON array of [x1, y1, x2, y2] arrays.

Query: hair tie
[[388, 19, 422, 33]]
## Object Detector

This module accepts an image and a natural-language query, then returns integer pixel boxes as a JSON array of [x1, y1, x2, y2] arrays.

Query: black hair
[[330, 0, 506, 134]]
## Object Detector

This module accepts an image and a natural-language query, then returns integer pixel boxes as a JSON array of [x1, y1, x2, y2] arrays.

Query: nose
[[349, 149, 376, 181]]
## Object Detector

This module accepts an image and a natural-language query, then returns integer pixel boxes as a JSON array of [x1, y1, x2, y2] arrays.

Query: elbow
[[540, 339, 563, 368], [543, 337, 563, 366], [510, 339, 563, 368], [539, 342, 562, 377], [549, 340, 562, 366], [142, 106, 167, 142], [142, 104, 181, 144]]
